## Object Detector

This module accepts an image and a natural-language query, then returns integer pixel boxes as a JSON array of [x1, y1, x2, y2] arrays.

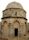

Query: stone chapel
[[0, 2, 29, 40]]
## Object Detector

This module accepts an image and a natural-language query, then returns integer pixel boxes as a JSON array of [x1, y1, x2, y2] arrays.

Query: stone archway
[[13, 20, 22, 37], [13, 20, 20, 28]]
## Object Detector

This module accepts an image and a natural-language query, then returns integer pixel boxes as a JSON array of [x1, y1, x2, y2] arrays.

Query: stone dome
[[6, 2, 23, 9]]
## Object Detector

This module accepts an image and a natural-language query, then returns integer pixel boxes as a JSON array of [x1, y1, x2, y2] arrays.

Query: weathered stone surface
[[3, 9, 26, 18], [0, 2, 29, 40], [6, 2, 23, 9]]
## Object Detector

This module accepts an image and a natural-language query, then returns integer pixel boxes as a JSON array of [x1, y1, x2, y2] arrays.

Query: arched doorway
[[13, 20, 20, 37]]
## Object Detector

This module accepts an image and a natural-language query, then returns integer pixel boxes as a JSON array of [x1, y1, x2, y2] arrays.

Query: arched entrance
[[13, 20, 21, 37], [15, 28, 18, 36]]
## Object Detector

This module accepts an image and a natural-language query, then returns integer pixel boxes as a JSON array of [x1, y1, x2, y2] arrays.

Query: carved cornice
[[2, 16, 27, 20]]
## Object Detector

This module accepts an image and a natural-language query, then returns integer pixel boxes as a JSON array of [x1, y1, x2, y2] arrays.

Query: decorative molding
[[2, 16, 27, 20], [3, 8, 26, 14]]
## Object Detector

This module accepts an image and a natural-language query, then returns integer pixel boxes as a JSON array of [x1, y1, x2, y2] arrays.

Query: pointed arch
[[13, 20, 20, 24], [13, 20, 20, 28]]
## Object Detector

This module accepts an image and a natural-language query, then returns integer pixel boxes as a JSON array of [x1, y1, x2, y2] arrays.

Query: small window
[[15, 28, 18, 36]]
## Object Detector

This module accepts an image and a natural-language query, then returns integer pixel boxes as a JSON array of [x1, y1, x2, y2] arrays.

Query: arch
[[3, 21, 7, 27], [13, 20, 20, 28], [3, 21, 7, 24], [13, 20, 20, 24]]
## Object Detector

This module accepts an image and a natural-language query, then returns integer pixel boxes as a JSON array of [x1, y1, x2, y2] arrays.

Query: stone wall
[[1, 18, 27, 38], [3, 8, 26, 18]]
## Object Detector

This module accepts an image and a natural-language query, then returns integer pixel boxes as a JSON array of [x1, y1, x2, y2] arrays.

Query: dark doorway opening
[[15, 28, 18, 36]]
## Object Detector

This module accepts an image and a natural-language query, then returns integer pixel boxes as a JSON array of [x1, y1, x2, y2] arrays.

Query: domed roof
[[6, 2, 23, 9]]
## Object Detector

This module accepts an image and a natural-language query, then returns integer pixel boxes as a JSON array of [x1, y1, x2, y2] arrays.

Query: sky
[[0, 0, 29, 22]]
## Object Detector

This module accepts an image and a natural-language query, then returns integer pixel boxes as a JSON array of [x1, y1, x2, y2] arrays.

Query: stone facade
[[0, 2, 29, 40]]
